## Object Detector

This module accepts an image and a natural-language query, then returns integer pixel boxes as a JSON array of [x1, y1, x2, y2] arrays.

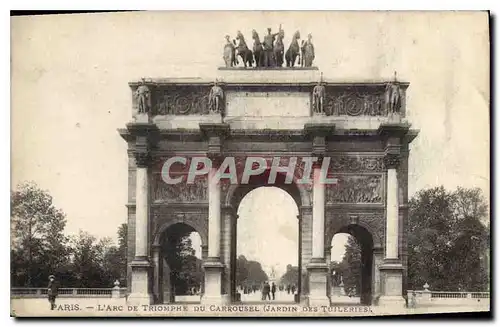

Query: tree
[[163, 227, 203, 295], [279, 264, 299, 286], [236, 255, 268, 288], [11, 182, 68, 286], [407, 186, 455, 290], [112, 223, 128, 285], [69, 231, 112, 287], [341, 236, 361, 295], [408, 186, 489, 291]]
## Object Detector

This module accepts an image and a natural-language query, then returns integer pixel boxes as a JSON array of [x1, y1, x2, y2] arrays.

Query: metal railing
[[11, 287, 127, 298]]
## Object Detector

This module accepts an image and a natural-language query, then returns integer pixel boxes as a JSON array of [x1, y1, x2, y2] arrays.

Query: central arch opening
[[236, 186, 299, 303], [229, 170, 303, 304]]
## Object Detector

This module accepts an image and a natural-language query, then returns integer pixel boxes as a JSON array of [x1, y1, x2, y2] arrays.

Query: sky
[[11, 12, 489, 276]]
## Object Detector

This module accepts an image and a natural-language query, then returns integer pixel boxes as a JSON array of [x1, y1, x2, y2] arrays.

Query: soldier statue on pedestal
[[385, 71, 402, 115], [208, 80, 224, 114], [135, 78, 151, 114], [312, 74, 326, 114]]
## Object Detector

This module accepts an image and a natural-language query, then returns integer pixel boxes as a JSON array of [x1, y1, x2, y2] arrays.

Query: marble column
[[200, 245, 208, 295], [325, 246, 332, 299], [152, 244, 162, 304], [201, 161, 226, 304], [128, 151, 153, 305], [222, 207, 233, 301], [385, 160, 399, 259], [312, 165, 325, 259], [306, 161, 330, 306], [378, 153, 405, 307]]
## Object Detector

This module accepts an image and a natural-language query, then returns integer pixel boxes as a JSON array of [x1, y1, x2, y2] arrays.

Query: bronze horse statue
[[235, 31, 254, 68], [285, 30, 301, 67], [273, 28, 285, 67], [251, 29, 264, 67]]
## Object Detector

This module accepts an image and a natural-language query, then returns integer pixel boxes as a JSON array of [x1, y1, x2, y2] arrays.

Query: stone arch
[[153, 218, 208, 247], [326, 217, 382, 250], [223, 169, 311, 209], [327, 222, 375, 305]]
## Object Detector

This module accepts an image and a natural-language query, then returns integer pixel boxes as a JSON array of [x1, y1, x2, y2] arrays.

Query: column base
[[128, 259, 153, 306], [202, 258, 224, 304], [378, 260, 405, 308], [306, 259, 330, 307]]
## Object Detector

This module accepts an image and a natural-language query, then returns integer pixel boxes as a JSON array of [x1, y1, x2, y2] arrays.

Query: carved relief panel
[[152, 86, 211, 116], [153, 177, 208, 203], [324, 86, 386, 116], [326, 175, 383, 204]]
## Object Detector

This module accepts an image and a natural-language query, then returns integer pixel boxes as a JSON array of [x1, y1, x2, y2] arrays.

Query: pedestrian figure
[[263, 281, 271, 300], [287, 285, 291, 294], [47, 275, 59, 310], [409, 291, 417, 308], [271, 282, 276, 300], [291, 285, 296, 295]]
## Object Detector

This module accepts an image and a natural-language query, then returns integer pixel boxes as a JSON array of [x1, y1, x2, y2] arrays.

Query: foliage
[[236, 255, 268, 288], [408, 186, 489, 291], [163, 227, 203, 295], [279, 264, 299, 286], [339, 237, 361, 295], [11, 182, 68, 286], [11, 182, 128, 288]]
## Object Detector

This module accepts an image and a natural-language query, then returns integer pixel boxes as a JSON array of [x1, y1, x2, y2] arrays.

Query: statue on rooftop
[[252, 29, 264, 67], [223, 35, 238, 67], [285, 30, 301, 67], [262, 26, 281, 67], [135, 78, 151, 114], [208, 80, 224, 114], [301, 33, 315, 67], [274, 25, 285, 67], [235, 31, 254, 68]]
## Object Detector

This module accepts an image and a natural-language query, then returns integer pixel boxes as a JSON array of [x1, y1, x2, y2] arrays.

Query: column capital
[[383, 153, 401, 169], [200, 123, 230, 163], [134, 150, 152, 168], [304, 123, 335, 158], [221, 205, 237, 218]]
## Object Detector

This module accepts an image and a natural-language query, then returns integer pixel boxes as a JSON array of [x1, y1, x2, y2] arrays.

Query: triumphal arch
[[119, 63, 418, 307]]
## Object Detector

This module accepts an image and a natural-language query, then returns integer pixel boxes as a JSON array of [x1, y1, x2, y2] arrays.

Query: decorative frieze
[[326, 175, 383, 204], [153, 86, 211, 115], [327, 155, 384, 173], [325, 87, 385, 116], [153, 178, 208, 203]]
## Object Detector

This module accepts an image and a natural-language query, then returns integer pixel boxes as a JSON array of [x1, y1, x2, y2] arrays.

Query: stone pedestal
[[201, 259, 228, 305], [378, 261, 405, 308], [306, 259, 330, 306], [128, 260, 153, 305]]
